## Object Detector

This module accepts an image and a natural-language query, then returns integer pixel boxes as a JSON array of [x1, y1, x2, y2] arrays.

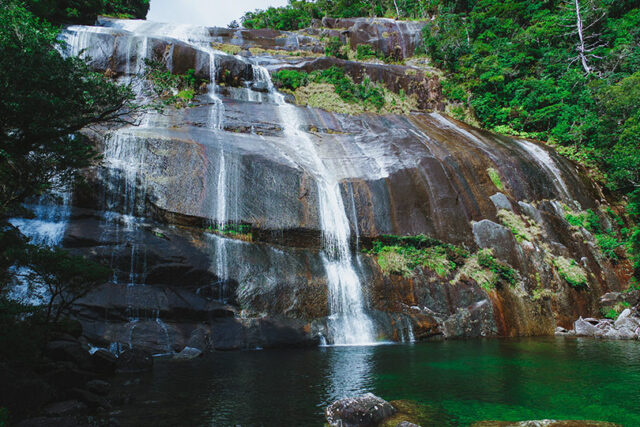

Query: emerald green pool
[[113, 337, 640, 426]]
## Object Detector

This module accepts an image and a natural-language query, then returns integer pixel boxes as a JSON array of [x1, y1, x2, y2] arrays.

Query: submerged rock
[[326, 393, 397, 427]]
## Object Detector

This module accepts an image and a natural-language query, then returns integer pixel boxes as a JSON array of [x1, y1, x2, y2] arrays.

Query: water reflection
[[322, 346, 375, 404], [111, 338, 640, 426]]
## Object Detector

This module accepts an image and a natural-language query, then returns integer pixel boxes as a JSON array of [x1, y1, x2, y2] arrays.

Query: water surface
[[112, 337, 640, 426]]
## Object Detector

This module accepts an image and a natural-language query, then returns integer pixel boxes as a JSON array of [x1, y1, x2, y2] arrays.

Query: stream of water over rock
[[59, 20, 379, 346]]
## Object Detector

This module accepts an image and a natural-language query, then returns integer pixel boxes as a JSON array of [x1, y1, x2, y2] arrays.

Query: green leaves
[[1, 1, 136, 216]]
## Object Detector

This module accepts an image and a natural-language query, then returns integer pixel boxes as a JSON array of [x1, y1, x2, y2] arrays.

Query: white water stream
[[62, 20, 378, 345], [257, 69, 376, 345]]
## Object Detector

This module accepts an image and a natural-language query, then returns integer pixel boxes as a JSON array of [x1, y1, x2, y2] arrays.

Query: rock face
[[313, 17, 427, 59], [14, 18, 627, 353], [326, 393, 397, 427]]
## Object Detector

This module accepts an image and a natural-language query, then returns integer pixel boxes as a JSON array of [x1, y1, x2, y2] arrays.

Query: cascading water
[[257, 67, 376, 345], [112, 20, 233, 301], [517, 139, 573, 202]]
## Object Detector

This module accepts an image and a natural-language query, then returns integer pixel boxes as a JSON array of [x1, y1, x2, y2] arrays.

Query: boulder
[[43, 400, 87, 417], [69, 388, 111, 410], [396, 422, 421, 427], [90, 349, 117, 375], [45, 340, 92, 371], [174, 346, 203, 360], [490, 193, 513, 211], [116, 349, 153, 373], [85, 379, 111, 396], [574, 317, 599, 337], [326, 393, 396, 427]]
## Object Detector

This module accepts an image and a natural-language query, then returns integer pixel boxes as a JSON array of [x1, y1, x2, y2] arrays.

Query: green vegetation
[[553, 256, 589, 289], [206, 223, 253, 241], [602, 301, 631, 320], [564, 206, 625, 261], [273, 66, 416, 114], [144, 60, 206, 109], [419, 0, 640, 281], [486, 167, 503, 190], [325, 36, 349, 59], [497, 209, 541, 243], [476, 248, 517, 287], [1, 3, 125, 419], [241, 0, 441, 30], [24, 0, 149, 25], [366, 235, 517, 291], [365, 234, 468, 278], [453, 249, 516, 291]]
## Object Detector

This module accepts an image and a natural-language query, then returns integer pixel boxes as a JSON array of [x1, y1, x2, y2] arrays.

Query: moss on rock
[[553, 256, 588, 288]]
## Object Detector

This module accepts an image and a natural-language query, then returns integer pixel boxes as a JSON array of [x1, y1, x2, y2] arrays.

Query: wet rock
[[43, 400, 87, 417], [70, 388, 111, 410], [187, 328, 210, 351], [174, 346, 203, 360], [45, 340, 92, 371], [490, 193, 513, 211], [90, 349, 117, 375], [326, 393, 397, 427], [472, 220, 520, 267], [15, 417, 89, 427], [443, 300, 497, 338], [85, 379, 111, 396], [116, 349, 153, 373], [318, 17, 426, 59]]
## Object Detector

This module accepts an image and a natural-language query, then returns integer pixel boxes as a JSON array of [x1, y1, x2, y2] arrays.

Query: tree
[[228, 19, 239, 29], [0, 0, 136, 220]]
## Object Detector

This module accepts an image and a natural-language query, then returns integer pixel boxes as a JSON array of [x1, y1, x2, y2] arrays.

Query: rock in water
[[116, 349, 153, 373], [174, 346, 203, 360], [326, 393, 396, 427]]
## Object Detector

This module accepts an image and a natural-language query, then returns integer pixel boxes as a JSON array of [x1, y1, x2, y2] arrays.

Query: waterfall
[[7, 185, 72, 306], [9, 186, 71, 248], [259, 68, 375, 345], [517, 139, 572, 202]]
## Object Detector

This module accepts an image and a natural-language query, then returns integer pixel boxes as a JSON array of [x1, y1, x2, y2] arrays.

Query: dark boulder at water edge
[[326, 393, 397, 427], [12, 16, 633, 355]]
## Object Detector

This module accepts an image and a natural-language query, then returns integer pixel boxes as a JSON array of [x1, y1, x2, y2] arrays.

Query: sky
[[147, 0, 290, 27]]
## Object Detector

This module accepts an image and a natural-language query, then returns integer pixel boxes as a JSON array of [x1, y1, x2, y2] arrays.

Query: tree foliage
[[1, 0, 125, 327], [23, 0, 150, 25], [0, 0, 136, 219]]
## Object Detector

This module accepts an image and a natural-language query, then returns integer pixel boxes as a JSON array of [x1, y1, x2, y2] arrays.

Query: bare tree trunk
[[575, 0, 591, 74], [393, 0, 401, 18]]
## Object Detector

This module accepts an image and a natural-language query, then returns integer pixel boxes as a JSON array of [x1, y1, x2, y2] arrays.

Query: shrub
[[325, 36, 348, 60], [487, 167, 503, 190], [272, 69, 309, 90], [356, 44, 378, 60]]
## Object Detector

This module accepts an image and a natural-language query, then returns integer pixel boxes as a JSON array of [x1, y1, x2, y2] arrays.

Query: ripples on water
[[111, 337, 640, 426]]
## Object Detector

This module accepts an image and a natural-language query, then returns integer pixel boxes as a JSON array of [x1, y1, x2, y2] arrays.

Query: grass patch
[[206, 223, 253, 241], [553, 256, 588, 289], [497, 209, 542, 243], [365, 235, 468, 278], [211, 42, 242, 55], [487, 167, 503, 190], [273, 67, 417, 115]]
